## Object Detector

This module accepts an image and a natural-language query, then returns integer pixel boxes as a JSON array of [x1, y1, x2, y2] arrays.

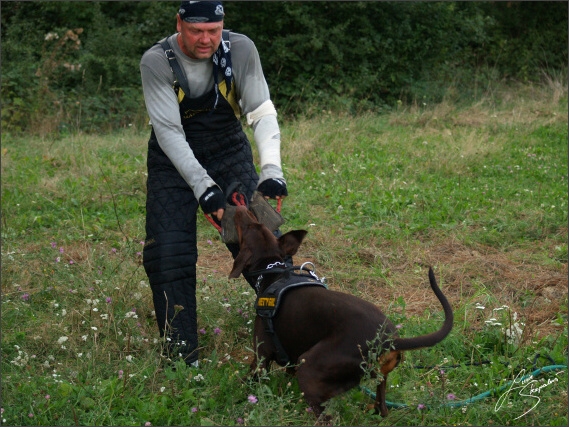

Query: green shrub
[[1, 1, 567, 134]]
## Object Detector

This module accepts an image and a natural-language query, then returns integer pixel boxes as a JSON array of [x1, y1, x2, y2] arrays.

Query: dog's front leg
[[248, 353, 271, 376], [248, 323, 273, 378], [245, 351, 273, 383]]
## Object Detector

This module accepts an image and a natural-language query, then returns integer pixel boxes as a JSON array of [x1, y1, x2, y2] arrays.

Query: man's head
[[177, 1, 224, 59]]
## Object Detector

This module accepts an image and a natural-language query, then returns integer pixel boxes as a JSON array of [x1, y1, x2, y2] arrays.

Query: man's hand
[[199, 186, 225, 221], [257, 178, 288, 200]]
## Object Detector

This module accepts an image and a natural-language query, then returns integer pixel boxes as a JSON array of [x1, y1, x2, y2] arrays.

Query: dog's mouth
[[221, 194, 284, 244]]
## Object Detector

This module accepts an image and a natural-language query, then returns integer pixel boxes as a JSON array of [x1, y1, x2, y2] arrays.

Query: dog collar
[[245, 261, 286, 293], [247, 262, 327, 294]]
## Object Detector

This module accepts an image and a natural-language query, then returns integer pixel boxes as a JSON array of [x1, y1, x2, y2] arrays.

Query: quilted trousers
[[143, 123, 258, 365]]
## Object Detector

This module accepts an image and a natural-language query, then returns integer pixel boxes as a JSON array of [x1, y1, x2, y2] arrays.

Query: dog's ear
[[229, 246, 252, 278], [278, 230, 308, 257]]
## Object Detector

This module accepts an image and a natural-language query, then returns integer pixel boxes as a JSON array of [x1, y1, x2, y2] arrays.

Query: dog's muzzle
[[221, 191, 285, 243]]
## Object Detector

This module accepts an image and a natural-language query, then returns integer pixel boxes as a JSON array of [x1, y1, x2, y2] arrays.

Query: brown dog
[[229, 206, 453, 418]]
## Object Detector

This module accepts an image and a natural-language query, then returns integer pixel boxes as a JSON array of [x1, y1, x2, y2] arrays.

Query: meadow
[[1, 80, 567, 426]]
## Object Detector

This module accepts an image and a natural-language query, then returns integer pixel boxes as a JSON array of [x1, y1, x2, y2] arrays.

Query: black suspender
[[222, 29, 230, 47], [160, 30, 231, 98], [160, 39, 191, 97]]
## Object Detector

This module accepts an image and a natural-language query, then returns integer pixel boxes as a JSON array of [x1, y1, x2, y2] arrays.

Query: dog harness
[[254, 264, 327, 366]]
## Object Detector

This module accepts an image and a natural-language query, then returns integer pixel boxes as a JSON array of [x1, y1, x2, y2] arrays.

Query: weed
[[1, 82, 567, 425]]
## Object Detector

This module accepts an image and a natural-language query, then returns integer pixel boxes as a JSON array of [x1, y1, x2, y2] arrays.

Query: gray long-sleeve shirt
[[140, 31, 283, 199]]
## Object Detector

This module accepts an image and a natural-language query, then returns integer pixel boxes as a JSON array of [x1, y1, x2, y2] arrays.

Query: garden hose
[[361, 363, 568, 410]]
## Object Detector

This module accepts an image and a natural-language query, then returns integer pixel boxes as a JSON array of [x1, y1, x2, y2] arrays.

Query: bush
[[1, 1, 567, 134]]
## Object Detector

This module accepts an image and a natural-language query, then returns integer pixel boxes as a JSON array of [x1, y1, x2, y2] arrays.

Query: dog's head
[[229, 205, 307, 278]]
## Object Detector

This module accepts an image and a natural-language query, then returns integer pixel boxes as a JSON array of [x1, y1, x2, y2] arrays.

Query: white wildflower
[[45, 32, 59, 41], [11, 349, 29, 367]]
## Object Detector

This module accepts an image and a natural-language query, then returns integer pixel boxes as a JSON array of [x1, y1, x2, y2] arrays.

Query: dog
[[229, 205, 453, 418]]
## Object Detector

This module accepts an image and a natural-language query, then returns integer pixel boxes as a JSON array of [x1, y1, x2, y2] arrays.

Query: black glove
[[199, 186, 225, 214], [257, 178, 288, 199]]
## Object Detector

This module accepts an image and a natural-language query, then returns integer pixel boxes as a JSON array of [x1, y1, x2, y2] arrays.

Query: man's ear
[[229, 246, 252, 278], [176, 14, 182, 32], [278, 230, 308, 257]]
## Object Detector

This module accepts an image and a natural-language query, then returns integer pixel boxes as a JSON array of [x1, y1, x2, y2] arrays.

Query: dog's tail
[[391, 267, 453, 351]]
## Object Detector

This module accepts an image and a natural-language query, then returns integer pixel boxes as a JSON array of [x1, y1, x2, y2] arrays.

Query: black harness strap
[[160, 30, 231, 99], [160, 39, 191, 98], [255, 273, 327, 366]]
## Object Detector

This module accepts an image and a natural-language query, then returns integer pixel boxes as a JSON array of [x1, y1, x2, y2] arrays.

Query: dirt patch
[[361, 239, 567, 338], [197, 235, 567, 341]]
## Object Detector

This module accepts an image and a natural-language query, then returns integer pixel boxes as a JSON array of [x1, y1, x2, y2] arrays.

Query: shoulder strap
[[160, 33, 230, 99], [222, 29, 230, 46], [159, 38, 192, 98]]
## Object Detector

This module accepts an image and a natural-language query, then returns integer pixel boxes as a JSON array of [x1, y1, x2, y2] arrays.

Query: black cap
[[179, 1, 224, 23]]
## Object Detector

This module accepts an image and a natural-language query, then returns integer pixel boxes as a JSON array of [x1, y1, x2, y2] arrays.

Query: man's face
[[176, 15, 223, 59]]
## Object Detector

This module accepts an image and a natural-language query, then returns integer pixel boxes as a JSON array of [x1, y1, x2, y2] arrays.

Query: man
[[140, 1, 287, 367]]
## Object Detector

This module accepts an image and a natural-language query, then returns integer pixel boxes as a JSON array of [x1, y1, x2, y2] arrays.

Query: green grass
[[1, 80, 567, 426]]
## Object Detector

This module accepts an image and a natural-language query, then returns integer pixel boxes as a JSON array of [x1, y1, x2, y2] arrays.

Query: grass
[[1, 79, 568, 426]]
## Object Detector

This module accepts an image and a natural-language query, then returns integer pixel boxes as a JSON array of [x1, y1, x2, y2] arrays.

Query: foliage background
[[1, 1, 567, 135]]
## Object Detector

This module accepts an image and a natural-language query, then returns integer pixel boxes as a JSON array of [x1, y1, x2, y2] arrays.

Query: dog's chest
[[253, 273, 327, 366]]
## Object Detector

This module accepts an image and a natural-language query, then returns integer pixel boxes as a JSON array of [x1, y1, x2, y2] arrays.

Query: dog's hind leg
[[374, 350, 402, 417], [295, 344, 362, 417]]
